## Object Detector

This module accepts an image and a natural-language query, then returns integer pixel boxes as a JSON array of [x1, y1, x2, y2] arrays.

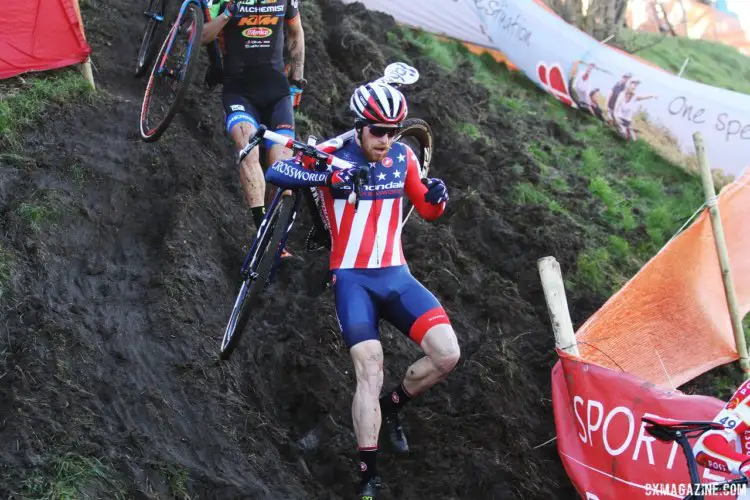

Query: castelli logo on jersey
[[391, 392, 400, 404], [382, 157, 393, 168], [729, 397, 741, 410], [242, 27, 272, 38]]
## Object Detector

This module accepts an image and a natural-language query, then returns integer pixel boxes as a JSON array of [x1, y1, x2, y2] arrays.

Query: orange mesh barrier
[[575, 171, 750, 388]]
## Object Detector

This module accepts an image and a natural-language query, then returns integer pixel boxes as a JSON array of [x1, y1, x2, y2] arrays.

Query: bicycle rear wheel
[[135, 0, 168, 77], [395, 118, 434, 223], [139, 2, 203, 142], [219, 193, 297, 360]]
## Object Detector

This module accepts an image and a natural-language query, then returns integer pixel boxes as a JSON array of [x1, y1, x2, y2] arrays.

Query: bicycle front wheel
[[219, 193, 297, 360], [139, 2, 203, 142]]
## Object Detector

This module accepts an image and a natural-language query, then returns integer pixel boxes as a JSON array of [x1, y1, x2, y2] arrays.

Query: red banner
[[553, 351, 749, 499], [0, 0, 91, 79]]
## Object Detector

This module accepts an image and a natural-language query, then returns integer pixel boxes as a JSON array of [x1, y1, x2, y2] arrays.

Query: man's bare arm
[[202, 12, 230, 45], [286, 16, 305, 81]]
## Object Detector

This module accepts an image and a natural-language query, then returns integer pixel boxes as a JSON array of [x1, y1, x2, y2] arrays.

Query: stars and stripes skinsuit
[[265, 137, 452, 348], [693, 378, 750, 486]]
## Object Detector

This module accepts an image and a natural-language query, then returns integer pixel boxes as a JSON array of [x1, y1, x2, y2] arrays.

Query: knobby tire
[[139, 2, 203, 142], [135, 0, 167, 77], [219, 194, 296, 360], [395, 118, 434, 223]]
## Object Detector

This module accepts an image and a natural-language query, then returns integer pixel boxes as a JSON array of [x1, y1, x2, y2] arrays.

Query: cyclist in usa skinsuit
[[265, 82, 461, 500], [694, 379, 750, 490]]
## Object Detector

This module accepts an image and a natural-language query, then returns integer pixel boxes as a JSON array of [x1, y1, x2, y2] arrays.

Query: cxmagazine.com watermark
[[646, 482, 748, 497]]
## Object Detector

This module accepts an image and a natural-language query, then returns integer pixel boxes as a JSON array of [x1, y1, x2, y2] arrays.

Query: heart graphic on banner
[[537, 62, 574, 107]]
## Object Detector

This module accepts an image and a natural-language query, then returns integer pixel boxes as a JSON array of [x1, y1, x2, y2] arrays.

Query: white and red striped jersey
[[694, 379, 750, 475], [313, 138, 444, 270]]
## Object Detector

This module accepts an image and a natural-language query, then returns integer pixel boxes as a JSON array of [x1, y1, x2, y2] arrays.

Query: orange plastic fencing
[[574, 171, 750, 389]]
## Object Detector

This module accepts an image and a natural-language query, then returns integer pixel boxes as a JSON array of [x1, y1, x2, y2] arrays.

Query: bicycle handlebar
[[238, 125, 368, 207]]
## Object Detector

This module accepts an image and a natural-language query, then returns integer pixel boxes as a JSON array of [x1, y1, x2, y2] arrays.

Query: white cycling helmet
[[349, 82, 408, 125]]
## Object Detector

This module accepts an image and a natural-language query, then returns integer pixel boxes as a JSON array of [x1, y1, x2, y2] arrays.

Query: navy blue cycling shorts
[[331, 265, 451, 349], [222, 92, 295, 149]]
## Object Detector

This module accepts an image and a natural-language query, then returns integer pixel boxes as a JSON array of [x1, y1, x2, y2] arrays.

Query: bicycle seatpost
[[675, 433, 704, 500]]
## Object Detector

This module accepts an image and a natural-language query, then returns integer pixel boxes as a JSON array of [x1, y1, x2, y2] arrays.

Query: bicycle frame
[[679, 433, 748, 500], [239, 186, 300, 273], [645, 420, 749, 500], [143, 0, 166, 24], [237, 127, 357, 280]]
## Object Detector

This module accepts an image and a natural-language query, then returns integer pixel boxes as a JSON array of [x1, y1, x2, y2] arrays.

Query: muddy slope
[[0, 0, 608, 498]]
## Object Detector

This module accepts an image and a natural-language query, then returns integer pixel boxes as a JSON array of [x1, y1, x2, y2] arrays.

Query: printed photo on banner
[[566, 60, 716, 178], [569, 61, 658, 142]]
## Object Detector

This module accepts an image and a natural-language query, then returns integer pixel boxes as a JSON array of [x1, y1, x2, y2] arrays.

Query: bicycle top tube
[[239, 125, 360, 172]]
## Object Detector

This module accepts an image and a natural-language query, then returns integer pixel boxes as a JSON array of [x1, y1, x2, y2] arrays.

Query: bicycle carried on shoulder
[[643, 416, 749, 499], [217, 65, 435, 360]]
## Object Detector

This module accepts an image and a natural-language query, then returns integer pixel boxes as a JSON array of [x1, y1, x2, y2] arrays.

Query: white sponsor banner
[[339, 0, 494, 48], [344, 0, 750, 179]]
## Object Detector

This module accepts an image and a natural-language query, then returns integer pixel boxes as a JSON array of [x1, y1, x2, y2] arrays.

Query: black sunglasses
[[368, 124, 401, 138]]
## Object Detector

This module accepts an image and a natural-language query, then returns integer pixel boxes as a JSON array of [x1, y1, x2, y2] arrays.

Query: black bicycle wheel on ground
[[139, 3, 203, 143], [135, 0, 168, 77], [219, 193, 297, 360], [395, 118, 433, 223]]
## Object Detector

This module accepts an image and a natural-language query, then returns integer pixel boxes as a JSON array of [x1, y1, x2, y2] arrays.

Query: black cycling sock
[[251, 206, 266, 229], [358, 447, 378, 484], [379, 383, 412, 415]]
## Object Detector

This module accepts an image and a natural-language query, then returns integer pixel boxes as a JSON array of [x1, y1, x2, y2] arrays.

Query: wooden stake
[[71, 0, 95, 90], [677, 57, 690, 78], [538, 256, 580, 356], [693, 132, 750, 377], [81, 57, 95, 90]]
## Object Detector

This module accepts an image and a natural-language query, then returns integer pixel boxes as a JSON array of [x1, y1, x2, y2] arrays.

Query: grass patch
[[527, 141, 551, 164], [400, 29, 463, 70], [573, 248, 611, 296], [155, 464, 191, 499], [454, 121, 483, 141], [22, 453, 125, 499], [626, 177, 663, 199], [18, 200, 56, 232], [513, 182, 564, 214], [1, 69, 93, 148], [0, 245, 14, 299], [580, 148, 604, 176], [69, 163, 87, 185], [549, 175, 570, 194], [612, 30, 750, 95]]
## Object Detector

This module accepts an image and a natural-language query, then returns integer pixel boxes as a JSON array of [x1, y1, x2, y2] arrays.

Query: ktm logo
[[238, 15, 279, 26]]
